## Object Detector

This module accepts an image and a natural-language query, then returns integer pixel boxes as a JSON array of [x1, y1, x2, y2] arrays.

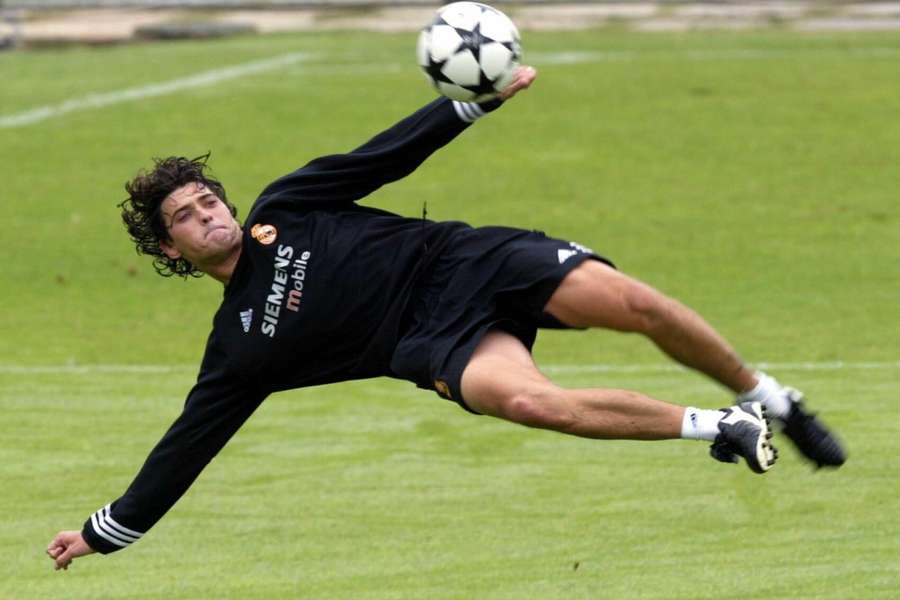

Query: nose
[[198, 208, 214, 224]]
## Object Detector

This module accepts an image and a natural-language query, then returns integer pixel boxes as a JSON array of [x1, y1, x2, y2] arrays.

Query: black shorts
[[389, 226, 613, 413]]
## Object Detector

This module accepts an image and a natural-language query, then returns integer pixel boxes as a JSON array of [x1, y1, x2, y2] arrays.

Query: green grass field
[[2, 28, 899, 599]]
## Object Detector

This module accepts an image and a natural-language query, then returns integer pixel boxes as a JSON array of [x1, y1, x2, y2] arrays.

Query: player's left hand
[[47, 530, 95, 570], [499, 65, 537, 100]]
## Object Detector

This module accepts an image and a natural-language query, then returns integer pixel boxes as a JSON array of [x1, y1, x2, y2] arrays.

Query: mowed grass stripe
[[5, 41, 900, 129], [3, 369, 896, 599], [531, 45, 900, 64]]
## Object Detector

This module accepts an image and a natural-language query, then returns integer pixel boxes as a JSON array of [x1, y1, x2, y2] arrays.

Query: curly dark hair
[[119, 153, 238, 278]]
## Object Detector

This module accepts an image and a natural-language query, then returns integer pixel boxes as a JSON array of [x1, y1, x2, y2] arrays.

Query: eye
[[205, 197, 219, 207], [176, 211, 192, 223]]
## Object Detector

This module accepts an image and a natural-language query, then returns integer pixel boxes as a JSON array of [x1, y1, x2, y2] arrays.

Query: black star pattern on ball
[[424, 7, 520, 98], [457, 20, 512, 97], [456, 22, 488, 63], [461, 67, 498, 98], [435, 10, 510, 97], [424, 54, 454, 85], [502, 40, 522, 62]]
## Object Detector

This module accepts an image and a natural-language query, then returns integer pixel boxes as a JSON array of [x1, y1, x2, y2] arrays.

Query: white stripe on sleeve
[[90, 513, 128, 547], [452, 100, 487, 123], [102, 505, 143, 539], [88, 504, 145, 548]]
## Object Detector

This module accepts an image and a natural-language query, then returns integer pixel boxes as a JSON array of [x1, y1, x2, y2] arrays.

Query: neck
[[203, 244, 242, 285]]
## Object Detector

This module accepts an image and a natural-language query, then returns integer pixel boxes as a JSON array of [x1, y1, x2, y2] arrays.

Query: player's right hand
[[499, 65, 537, 101], [47, 530, 95, 570]]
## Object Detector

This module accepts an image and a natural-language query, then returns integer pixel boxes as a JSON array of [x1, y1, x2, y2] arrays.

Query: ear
[[159, 238, 182, 260]]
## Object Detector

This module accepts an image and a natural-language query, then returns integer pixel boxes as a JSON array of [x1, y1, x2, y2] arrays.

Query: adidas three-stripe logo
[[89, 504, 144, 548], [240, 308, 253, 333], [558, 241, 595, 264]]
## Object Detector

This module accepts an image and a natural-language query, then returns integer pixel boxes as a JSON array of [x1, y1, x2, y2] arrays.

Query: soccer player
[[47, 67, 844, 570]]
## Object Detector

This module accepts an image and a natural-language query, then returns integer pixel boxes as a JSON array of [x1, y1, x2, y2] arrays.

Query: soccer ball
[[417, 2, 522, 102]]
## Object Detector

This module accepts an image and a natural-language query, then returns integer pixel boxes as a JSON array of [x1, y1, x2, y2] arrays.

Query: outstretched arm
[[257, 66, 537, 208], [47, 363, 268, 569]]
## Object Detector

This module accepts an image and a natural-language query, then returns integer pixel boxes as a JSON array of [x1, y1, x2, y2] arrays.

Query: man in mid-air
[[47, 67, 845, 570]]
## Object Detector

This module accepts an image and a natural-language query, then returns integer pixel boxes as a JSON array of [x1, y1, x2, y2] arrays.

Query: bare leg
[[545, 260, 757, 394], [461, 330, 683, 440]]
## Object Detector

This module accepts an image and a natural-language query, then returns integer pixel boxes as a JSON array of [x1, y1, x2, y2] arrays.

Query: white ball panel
[[491, 63, 518, 92], [437, 80, 476, 102], [442, 51, 482, 86], [499, 10, 521, 43], [438, 2, 483, 31], [429, 25, 463, 61], [478, 9, 515, 43], [478, 42, 513, 80], [416, 30, 431, 66]]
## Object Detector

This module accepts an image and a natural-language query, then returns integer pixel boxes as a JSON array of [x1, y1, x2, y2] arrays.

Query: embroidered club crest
[[251, 223, 277, 245]]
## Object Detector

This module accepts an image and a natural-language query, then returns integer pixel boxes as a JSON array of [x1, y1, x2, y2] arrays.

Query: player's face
[[158, 182, 242, 268]]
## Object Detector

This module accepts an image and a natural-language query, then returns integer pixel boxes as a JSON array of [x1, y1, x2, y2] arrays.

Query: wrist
[[477, 97, 503, 112]]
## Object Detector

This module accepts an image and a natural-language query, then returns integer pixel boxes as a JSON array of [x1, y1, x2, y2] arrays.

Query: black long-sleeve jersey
[[81, 97, 509, 554]]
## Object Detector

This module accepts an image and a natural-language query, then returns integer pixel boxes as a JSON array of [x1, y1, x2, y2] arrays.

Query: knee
[[502, 387, 575, 432]]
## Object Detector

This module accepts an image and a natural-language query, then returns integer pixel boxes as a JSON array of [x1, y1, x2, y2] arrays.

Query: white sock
[[681, 407, 724, 441], [738, 371, 791, 418]]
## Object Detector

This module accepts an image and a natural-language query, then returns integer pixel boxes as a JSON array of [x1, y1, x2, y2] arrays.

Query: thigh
[[544, 259, 668, 331], [460, 328, 553, 418]]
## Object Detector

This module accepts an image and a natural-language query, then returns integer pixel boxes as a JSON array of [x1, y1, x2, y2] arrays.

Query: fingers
[[55, 549, 73, 571], [47, 534, 65, 558], [517, 65, 537, 88], [499, 65, 538, 100], [47, 537, 67, 570], [47, 531, 80, 571]]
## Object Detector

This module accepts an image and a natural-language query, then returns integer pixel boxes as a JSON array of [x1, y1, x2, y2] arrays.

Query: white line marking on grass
[[0, 51, 311, 129], [542, 360, 900, 375], [2, 361, 898, 376]]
